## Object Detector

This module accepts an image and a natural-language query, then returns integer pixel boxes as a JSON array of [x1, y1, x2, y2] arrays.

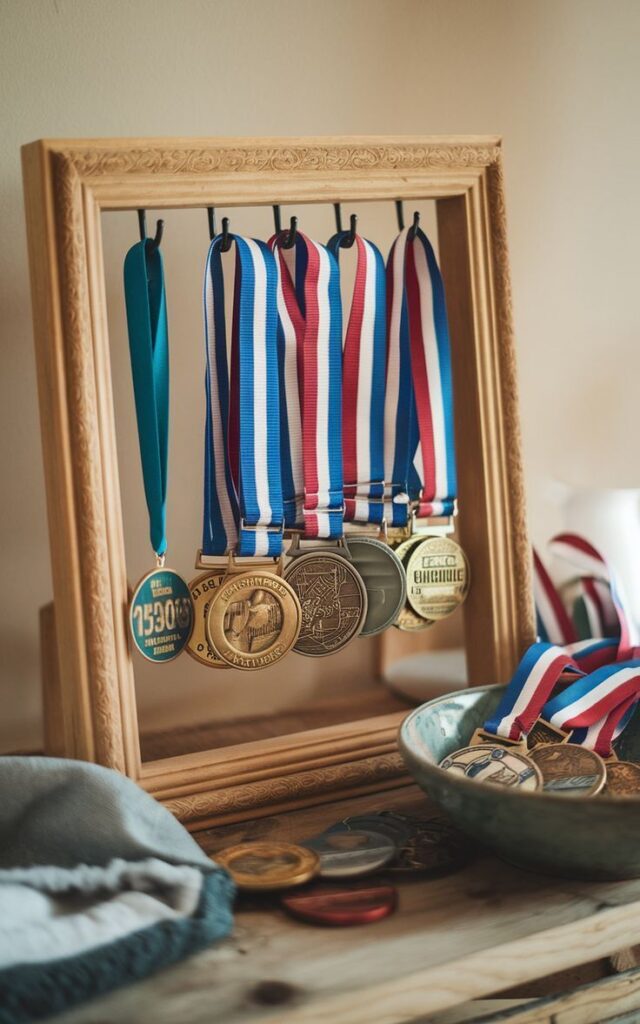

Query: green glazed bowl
[[399, 684, 640, 880]]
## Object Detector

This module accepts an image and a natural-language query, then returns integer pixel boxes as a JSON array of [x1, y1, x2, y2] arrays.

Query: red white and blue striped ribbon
[[484, 642, 580, 741], [383, 225, 457, 526], [383, 230, 413, 528], [202, 234, 284, 558], [270, 231, 343, 540], [571, 575, 619, 640], [327, 231, 386, 525], [533, 548, 577, 645], [549, 532, 640, 657], [269, 234, 305, 530]]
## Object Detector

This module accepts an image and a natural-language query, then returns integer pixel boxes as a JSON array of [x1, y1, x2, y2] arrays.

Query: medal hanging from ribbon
[[124, 231, 194, 663], [325, 225, 407, 636], [385, 223, 470, 629], [270, 229, 368, 657], [189, 230, 302, 671]]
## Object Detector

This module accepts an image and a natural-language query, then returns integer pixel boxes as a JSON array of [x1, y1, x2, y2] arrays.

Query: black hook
[[333, 203, 343, 234], [138, 209, 164, 252], [282, 215, 298, 250], [273, 205, 282, 234], [395, 200, 405, 231], [219, 216, 232, 253], [337, 213, 357, 249], [408, 210, 420, 240], [207, 207, 216, 241]]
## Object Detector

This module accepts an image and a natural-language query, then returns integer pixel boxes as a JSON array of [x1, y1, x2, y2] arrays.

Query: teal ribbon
[[124, 241, 169, 557]]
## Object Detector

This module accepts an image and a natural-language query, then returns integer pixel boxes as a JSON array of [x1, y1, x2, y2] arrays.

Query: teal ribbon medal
[[124, 234, 193, 662]]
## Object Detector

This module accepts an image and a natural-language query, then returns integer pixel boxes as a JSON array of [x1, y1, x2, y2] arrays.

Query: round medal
[[528, 743, 606, 797], [392, 536, 434, 631], [345, 537, 407, 637], [215, 841, 320, 891], [405, 535, 470, 621], [284, 550, 368, 657], [439, 744, 542, 791], [206, 572, 301, 670], [185, 571, 228, 669], [282, 884, 397, 926], [129, 568, 194, 663], [301, 829, 395, 879], [388, 817, 473, 876], [602, 761, 640, 798]]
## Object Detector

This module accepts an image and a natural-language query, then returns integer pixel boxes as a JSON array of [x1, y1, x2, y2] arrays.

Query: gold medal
[[206, 565, 301, 670], [439, 744, 542, 791], [404, 534, 469, 621], [527, 743, 606, 797], [215, 841, 320, 891], [284, 546, 368, 657], [392, 536, 434, 631], [185, 570, 228, 669]]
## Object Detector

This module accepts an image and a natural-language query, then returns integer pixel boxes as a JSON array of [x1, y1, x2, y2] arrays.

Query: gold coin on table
[[206, 571, 301, 670], [439, 744, 542, 791], [528, 743, 606, 797], [215, 841, 320, 891], [185, 571, 228, 669], [284, 550, 367, 656], [602, 760, 640, 797], [392, 537, 434, 631], [405, 535, 469, 621]]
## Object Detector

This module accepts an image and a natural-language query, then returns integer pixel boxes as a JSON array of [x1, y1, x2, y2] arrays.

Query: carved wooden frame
[[22, 136, 534, 830]]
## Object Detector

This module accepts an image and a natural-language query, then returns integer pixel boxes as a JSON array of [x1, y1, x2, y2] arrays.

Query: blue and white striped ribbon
[[383, 230, 414, 528], [202, 234, 283, 558]]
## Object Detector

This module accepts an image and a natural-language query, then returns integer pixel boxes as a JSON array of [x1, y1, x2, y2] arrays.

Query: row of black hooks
[[137, 201, 420, 252]]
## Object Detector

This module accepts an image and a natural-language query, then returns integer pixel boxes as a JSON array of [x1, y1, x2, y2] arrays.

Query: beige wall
[[2, 0, 639, 751]]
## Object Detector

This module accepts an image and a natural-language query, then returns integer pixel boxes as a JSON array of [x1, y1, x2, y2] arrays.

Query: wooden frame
[[22, 136, 534, 829]]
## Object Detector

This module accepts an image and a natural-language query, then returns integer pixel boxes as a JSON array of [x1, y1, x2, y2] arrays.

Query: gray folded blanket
[[0, 757, 235, 1024]]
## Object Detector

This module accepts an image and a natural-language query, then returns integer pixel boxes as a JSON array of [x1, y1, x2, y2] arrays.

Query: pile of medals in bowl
[[214, 810, 474, 927], [437, 636, 640, 798]]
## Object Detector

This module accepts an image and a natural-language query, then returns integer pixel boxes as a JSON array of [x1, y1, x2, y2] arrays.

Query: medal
[[439, 744, 542, 790], [326, 226, 407, 636], [215, 841, 320, 891], [527, 743, 606, 796], [603, 761, 640, 797], [300, 829, 395, 879], [195, 231, 302, 670], [269, 230, 367, 655], [392, 536, 434, 632], [282, 884, 397, 926], [185, 569, 228, 668], [124, 233, 193, 662], [383, 224, 469, 626]]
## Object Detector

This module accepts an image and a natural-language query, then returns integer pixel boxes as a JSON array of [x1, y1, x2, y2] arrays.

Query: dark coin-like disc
[[282, 884, 397, 926], [284, 550, 367, 656], [602, 760, 640, 797], [301, 829, 395, 878], [345, 537, 407, 636], [327, 813, 414, 846], [388, 817, 473, 876]]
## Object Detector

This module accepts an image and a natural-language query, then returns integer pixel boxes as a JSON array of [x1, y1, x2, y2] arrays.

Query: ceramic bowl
[[399, 684, 640, 880]]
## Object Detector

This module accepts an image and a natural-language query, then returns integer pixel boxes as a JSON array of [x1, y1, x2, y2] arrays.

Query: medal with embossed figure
[[385, 219, 469, 627], [197, 228, 301, 670], [185, 569, 227, 669], [269, 227, 367, 656], [124, 229, 194, 663]]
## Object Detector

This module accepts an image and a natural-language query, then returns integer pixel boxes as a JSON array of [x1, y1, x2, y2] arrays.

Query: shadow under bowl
[[399, 684, 640, 880]]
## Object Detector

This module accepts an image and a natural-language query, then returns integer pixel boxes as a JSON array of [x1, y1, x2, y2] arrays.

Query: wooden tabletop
[[51, 785, 640, 1024]]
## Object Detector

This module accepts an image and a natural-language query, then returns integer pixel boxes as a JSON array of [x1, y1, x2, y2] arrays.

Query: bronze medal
[[185, 570, 228, 669], [602, 760, 640, 797], [439, 744, 542, 791], [392, 536, 434, 632], [206, 570, 301, 670], [527, 743, 606, 797], [469, 728, 523, 749], [526, 718, 569, 749], [284, 549, 367, 657], [405, 534, 469, 621]]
